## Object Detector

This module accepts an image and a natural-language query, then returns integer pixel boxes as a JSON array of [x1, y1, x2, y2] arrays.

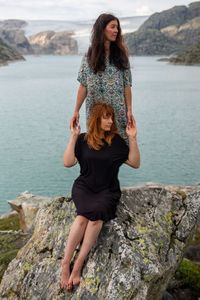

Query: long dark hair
[[87, 13, 129, 74]]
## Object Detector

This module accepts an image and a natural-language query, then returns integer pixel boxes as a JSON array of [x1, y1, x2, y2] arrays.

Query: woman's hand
[[70, 118, 80, 136], [127, 110, 135, 127], [64, 120, 80, 168], [126, 118, 137, 139], [70, 111, 80, 130]]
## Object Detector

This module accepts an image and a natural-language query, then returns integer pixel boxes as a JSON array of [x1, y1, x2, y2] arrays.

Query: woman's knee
[[75, 215, 89, 227]]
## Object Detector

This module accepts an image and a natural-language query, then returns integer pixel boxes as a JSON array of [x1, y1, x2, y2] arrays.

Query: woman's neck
[[99, 130, 105, 139]]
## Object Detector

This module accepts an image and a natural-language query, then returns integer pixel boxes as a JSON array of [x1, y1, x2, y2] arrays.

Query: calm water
[[0, 55, 200, 214]]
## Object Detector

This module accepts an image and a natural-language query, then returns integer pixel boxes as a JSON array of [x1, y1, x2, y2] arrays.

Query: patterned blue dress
[[77, 55, 132, 141]]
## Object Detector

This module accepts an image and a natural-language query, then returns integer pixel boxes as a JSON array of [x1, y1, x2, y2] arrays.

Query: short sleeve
[[77, 55, 87, 87], [114, 135, 129, 164], [123, 61, 132, 87], [75, 134, 82, 162]]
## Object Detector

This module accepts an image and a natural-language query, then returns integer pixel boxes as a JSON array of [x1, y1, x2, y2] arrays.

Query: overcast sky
[[0, 0, 196, 21]]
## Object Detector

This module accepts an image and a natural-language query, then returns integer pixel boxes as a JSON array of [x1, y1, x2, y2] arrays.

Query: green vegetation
[[170, 41, 200, 65], [0, 213, 30, 282], [0, 213, 20, 231], [188, 229, 200, 246], [125, 29, 181, 56], [176, 258, 200, 293]]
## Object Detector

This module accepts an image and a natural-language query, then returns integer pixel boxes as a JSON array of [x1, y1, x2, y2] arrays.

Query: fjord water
[[0, 55, 200, 214]]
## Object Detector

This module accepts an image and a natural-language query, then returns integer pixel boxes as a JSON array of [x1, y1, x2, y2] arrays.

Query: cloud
[[0, 0, 194, 20], [135, 5, 152, 16]]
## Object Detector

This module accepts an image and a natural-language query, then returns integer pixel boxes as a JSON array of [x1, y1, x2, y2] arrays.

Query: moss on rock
[[0, 213, 31, 282], [0, 213, 20, 231], [176, 258, 200, 292]]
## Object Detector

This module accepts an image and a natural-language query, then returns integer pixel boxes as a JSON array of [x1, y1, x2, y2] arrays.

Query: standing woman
[[61, 103, 140, 291], [70, 13, 133, 141]]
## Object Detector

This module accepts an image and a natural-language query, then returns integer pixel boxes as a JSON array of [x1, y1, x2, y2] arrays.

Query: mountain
[[0, 19, 78, 56], [125, 1, 200, 56]]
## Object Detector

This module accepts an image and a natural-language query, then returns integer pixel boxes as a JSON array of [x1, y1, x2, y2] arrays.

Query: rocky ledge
[[0, 183, 200, 299]]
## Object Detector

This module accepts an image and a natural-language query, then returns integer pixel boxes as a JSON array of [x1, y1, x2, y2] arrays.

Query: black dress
[[71, 133, 129, 221]]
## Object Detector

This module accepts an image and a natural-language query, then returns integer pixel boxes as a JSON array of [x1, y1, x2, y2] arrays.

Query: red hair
[[85, 103, 118, 150]]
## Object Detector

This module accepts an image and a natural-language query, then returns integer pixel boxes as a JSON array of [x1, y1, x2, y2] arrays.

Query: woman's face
[[104, 19, 118, 42], [100, 114, 113, 131]]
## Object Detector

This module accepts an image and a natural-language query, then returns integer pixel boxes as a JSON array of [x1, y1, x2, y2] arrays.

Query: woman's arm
[[63, 125, 80, 168], [125, 136, 140, 168], [70, 84, 87, 128], [125, 120, 140, 169], [124, 86, 135, 126], [124, 85, 132, 114]]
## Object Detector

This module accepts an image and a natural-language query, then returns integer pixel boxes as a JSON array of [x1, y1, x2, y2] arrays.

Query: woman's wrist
[[70, 132, 79, 140], [128, 135, 137, 141]]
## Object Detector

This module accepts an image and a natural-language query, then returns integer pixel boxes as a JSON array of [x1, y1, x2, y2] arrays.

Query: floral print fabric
[[77, 56, 132, 141]]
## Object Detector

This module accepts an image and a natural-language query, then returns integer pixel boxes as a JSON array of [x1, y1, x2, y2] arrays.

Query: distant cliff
[[0, 19, 78, 58], [0, 38, 25, 66], [28, 30, 78, 55], [0, 19, 33, 55], [125, 1, 200, 55]]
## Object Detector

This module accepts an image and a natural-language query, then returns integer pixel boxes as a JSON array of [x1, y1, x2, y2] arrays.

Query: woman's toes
[[67, 281, 73, 291]]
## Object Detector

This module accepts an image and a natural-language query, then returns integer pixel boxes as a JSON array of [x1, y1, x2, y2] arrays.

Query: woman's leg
[[60, 215, 89, 290], [67, 219, 103, 289]]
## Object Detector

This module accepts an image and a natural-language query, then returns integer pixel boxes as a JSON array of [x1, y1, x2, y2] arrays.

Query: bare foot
[[60, 260, 71, 290], [67, 267, 81, 291]]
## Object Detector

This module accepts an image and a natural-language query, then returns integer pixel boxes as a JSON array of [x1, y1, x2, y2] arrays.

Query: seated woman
[[60, 102, 140, 291]]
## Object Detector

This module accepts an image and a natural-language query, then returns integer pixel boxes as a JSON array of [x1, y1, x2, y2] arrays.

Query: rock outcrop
[[0, 183, 200, 299], [28, 30, 78, 55], [0, 38, 25, 66], [8, 191, 52, 233], [0, 19, 32, 55], [0, 29, 33, 55], [125, 1, 200, 55]]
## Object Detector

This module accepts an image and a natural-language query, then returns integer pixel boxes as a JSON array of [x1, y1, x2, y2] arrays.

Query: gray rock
[[0, 19, 27, 30], [0, 28, 33, 55], [0, 183, 199, 299], [8, 191, 53, 233], [28, 30, 78, 55], [125, 1, 200, 55], [0, 37, 25, 65], [139, 2, 200, 32]]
